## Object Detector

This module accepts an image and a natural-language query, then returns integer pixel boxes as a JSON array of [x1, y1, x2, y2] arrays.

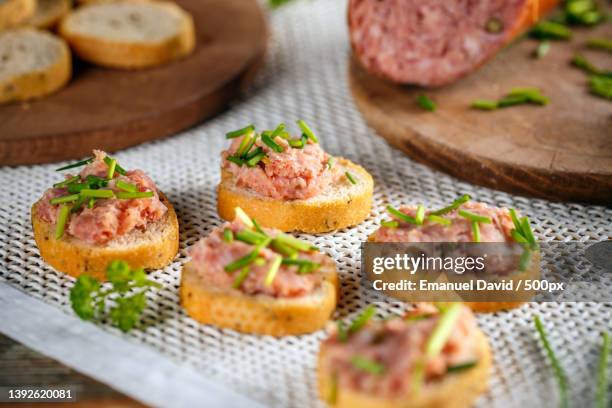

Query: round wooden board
[[349, 24, 612, 205], [0, 0, 267, 165]]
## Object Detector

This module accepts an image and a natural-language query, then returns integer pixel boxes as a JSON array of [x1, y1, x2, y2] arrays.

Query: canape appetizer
[[180, 208, 339, 336], [217, 121, 373, 233], [318, 303, 491, 408], [31, 150, 179, 279], [370, 195, 538, 312]]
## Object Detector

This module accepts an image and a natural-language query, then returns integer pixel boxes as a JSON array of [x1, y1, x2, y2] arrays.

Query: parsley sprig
[[70, 260, 161, 332]]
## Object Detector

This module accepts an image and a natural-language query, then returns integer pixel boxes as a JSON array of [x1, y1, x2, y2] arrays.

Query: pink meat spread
[[322, 303, 480, 397], [189, 219, 329, 298], [221, 135, 342, 200], [372, 202, 514, 243], [37, 150, 167, 245]]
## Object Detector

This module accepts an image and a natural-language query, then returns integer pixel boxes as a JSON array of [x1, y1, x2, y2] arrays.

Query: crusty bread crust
[[0, 29, 71, 104], [58, 0, 195, 69], [0, 0, 35, 29], [217, 158, 374, 233], [27, 0, 72, 29], [317, 328, 491, 408], [180, 258, 339, 336], [31, 192, 179, 280]]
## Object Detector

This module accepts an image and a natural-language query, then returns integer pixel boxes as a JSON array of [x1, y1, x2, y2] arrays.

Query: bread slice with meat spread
[[58, 0, 195, 69], [0, 28, 71, 103], [0, 0, 36, 29]]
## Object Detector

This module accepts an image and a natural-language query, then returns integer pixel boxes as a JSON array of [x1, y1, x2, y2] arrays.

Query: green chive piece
[[223, 228, 234, 243], [254, 257, 266, 266], [71, 196, 86, 213], [232, 267, 251, 289], [590, 75, 612, 100], [327, 157, 334, 170], [88, 198, 95, 209], [417, 94, 437, 111], [281, 258, 320, 274], [337, 320, 348, 343], [102, 156, 126, 176], [270, 123, 286, 139], [498, 94, 531, 107], [236, 132, 255, 157], [274, 233, 314, 252], [597, 331, 610, 408], [67, 183, 90, 194], [288, 138, 304, 149], [271, 240, 298, 258], [262, 133, 284, 153], [246, 152, 266, 167], [227, 156, 245, 166], [226, 124, 254, 139], [224, 238, 271, 272], [536, 41, 551, 58], [235, 229, 268, 245], [264, 256, 282, 286], [85, 175, 109, 189], [572, 54, 605, 75], [471, 99, 499, 110], [54, 204, 70, 239], [485, 17, 504, 33], [471, 221, 481, 243], [387, 205, 418, 224], [80, 189, 114, 199], [53, 175, 80, 189], [252, 218, 267, 236], [520, 216, 537, 246], [106, 159, 117, 180], [380, 220, 399, 228], [415, 205, 425, 225], [350, 355, 385, 375], [509, 208, 522, 231], [426, 214, 452, 226], [405, 313, 433, 322], [297, 119, 318, 143], [534, 316, 569, 408], [447, 361, 478, 373], [345, 171, 357, 185], [530, 20, 572, 40], [245, 147, 264, 161], [234, 207, 254, 228], [511, 229, 528, 243], [116, 180, 138, 192], [426, 303, 462, 358], [49, 194, 80, 205], [588, 38, 612, 52], [328, 372, 338, 405], [458, 209, 492, 224], [115, 191, 154, 199], [430, 194, 471, 216], [55, 158, 92, 172], [348, 305, 377, 334], [518, 246, 532, 271]]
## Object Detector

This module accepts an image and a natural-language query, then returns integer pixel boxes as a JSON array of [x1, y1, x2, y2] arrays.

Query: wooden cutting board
[[349, 23, 612, 205], [0, 0, 267, 165]]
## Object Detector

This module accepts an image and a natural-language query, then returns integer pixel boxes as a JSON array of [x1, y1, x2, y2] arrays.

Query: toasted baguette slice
[[0, 0, 35, 29], [58, 0, 195, 69], [0, 28, 71, 104], [180, 259, 339, 337], [317, 328, 491, 408], [32, 192, 179, 280], [218, 158, 374, 233], [26, 0, 71, 29]]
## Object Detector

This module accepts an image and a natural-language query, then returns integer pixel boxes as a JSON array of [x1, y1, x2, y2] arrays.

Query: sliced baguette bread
[[32, 192, 179, 280], [317, 327, 491, 408], [0, 0, 35, 29], [0, 28, 71, 104], [26, 0, 71, 29], [180, 258, 339, 337], [217, 158, 374, 233], [58, 0, 195, 69]]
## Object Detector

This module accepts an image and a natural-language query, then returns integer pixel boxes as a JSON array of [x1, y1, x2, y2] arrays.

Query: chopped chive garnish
[[224, 238, 271, 272], [520, 216, 536, 245], [511, 229, 528, 243], [116, 180, 138, 192], [534, 316, 569, 408], [270, 123, 286, 139], [54, 204, 70, 239], [535, 41, 551, 58], [588, 38, 612, 52], [271, 240, 298, 258], [232, 267, 250, 289], [426, 214, 452, 226], [405, 313, 433, 322], [223, 228, 234, 243], [380, 220, 399, 228], [264, 256, 282, 286], [244, 147, 264, 161], [227, 156, 245, 166], [471, 221, 481, 243], [345, 171, 357, 185], [281, 258, 320, 274], [530, 20, 572, 40], [457, 209, 492, 224], [350, 355, 384, 375], [274, 233, 315, 252], [235, 133, 255, 157], [235, 229, 268, 245], [88, 198, 95, 209], [348, 304, 376, 333], [387, 205, 417, 224], [327, 157, 334, 169], [67, 183, 89, 194], [509, 208, 521, 231], [597, 332, 609, 408], [246, 152, 266, 167], [447, 361, 478, 373], [415, 205, 425, 225], [288, 138, 304, 149], [297, 119, 318, 143], [590, 75, 612, 100], [53, 175, 80, 189], [417, 94, 437, 111], [337, 320, 348, 343], [226, 124, 254, 139], [116, 191, 154, 199], [254, 257, 266, 266], [79, 189, 114, 199], [498, 94, 530, 107], [425, 303, 462, 358], [252, 218, 267, 236], [328, 372, 338, 405], [106, 159, 117, 180], [262, 133, 284, 153], [471, 99, 499, 110], [572, 54, 607, 75], [55, 158, 92, 172], [234, 207, 254, 228], [430, 194, 471, 216], [103, 156, 126, 175], [49, 194, 80, 205], [71, 196, 86, 213], [518, 246, 532, 271]]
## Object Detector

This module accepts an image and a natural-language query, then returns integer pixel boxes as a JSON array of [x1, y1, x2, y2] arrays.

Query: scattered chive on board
[[597, 331, 609, 408], [534, 316, 569, 408], [535, 41, 551, 58], [417, 94, 437, 112], [587, 38, 612, 52]]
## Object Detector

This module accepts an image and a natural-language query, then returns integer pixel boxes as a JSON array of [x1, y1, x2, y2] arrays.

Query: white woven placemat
[[1, 1, 611, 407]]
